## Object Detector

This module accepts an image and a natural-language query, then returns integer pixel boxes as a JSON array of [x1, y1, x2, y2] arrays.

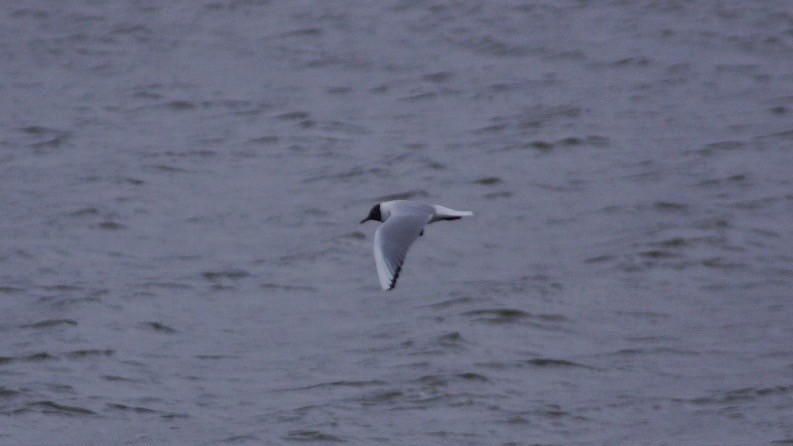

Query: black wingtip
[[387, 264, 402, 290]]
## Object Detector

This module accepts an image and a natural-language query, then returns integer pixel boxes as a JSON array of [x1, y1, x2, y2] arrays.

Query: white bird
[[360, 200, 473, 290]]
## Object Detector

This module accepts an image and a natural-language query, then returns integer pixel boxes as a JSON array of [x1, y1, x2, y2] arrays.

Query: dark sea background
[[2, 1, 793, 444]]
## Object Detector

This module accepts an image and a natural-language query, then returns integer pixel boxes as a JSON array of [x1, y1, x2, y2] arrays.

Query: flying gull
[[360, 200, 473, 290]]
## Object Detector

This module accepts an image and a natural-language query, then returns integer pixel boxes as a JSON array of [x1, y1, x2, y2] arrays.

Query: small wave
[[19, 352, 57, 362], [463, 308, 532, 324], [139, 321, 177, 333], [426, 296, 474, 309], [97, 221, 125, 230], [260, 282, 317, 292], [524, 358, 593, 369], [457, 372, 488, 382], [164, 100, 195, 111], [0, 387, 21, 398], [247, 135, 280, 146], [284, 380, 387, 392], [221, 434, 261, 444], [102, 375, 138, 383], [0, 349, 114, 364], [202, 269, 251, 281], [691, 385, 793, 405], [610, 347, 699, 357], [19, 319, 77, 329], [437, 331, 467, 348], [654, 201, 688, 212], [64, 349, 114, 359], [412, 371, 489, 389], [416, 375, 447, 387], [23, 401, 95, 416], [277, 111, 310, 121], [354, 390, 403, 406], [472, 176, 502, 185], [701, 257, 746, 270], [107, 403, 158, 414], [283, 430, 344, 443], [140, 281, 193, 290], [585, 254, 616, 264]]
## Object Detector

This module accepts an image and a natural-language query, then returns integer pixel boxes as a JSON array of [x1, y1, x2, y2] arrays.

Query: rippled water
[[2, 1, 793, 444]]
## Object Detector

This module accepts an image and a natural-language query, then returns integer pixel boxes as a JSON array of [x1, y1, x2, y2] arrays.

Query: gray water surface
[[2, 1, 793, 445]]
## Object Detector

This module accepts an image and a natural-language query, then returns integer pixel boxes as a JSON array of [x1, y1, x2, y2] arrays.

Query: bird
[[360, 200, 473, 290]]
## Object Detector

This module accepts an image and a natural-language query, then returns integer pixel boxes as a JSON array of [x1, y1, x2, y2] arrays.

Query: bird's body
[[360, 200, 473, 290]]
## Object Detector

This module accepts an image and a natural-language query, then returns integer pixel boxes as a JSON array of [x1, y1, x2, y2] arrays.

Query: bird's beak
[[359, 217, 369, 224]]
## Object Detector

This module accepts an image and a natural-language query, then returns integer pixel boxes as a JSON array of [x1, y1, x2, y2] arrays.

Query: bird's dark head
[[360, 203, 382, 224]]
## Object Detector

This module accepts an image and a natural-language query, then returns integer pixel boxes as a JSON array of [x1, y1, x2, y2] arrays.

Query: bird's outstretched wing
[[373, 212, 431, 290]]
